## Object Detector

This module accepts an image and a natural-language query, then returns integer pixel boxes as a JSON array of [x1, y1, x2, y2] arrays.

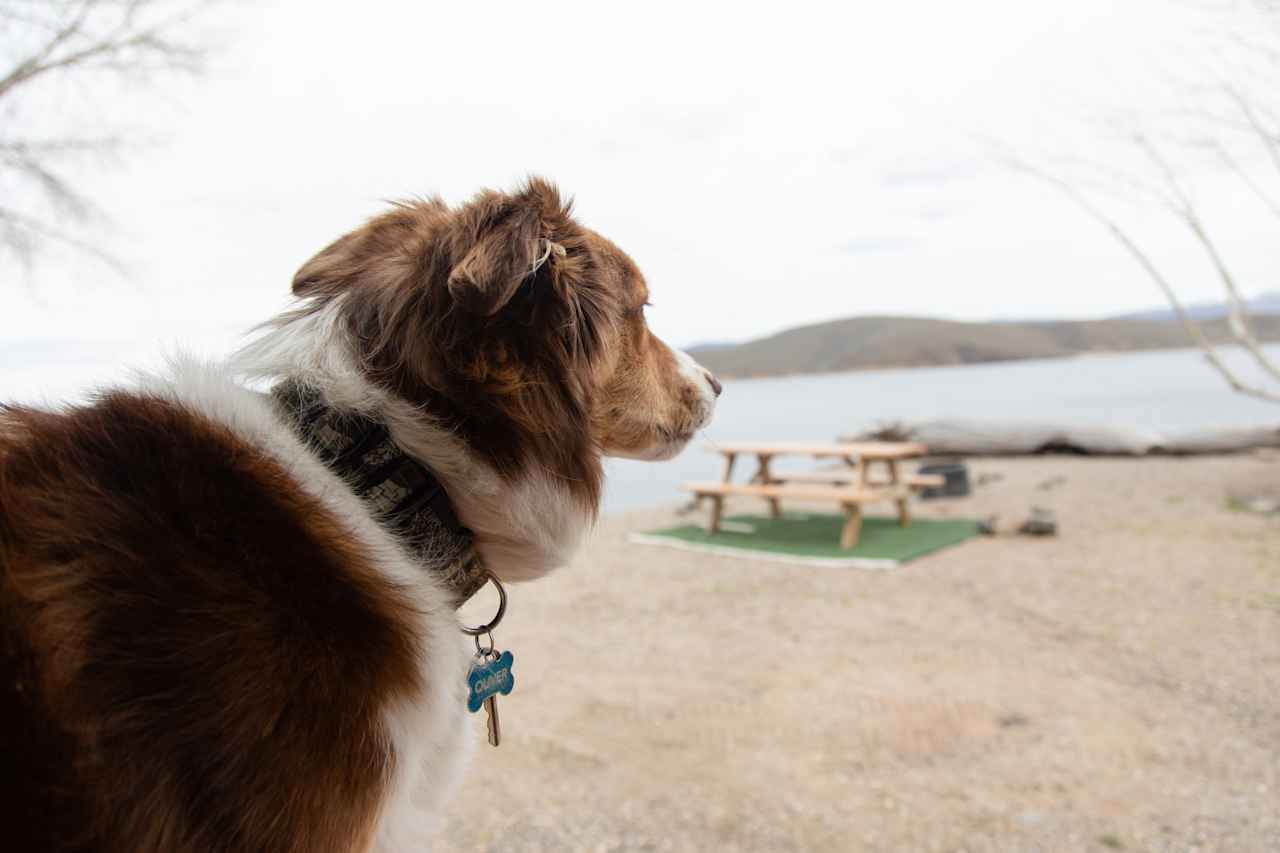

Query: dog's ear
[[292, 229, 380, 298], [291, 201, 442, 298], [446, 179, 570, 317]]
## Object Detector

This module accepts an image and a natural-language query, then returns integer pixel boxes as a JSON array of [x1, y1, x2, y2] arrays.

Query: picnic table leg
[[840, 502, 863, 549], [708, 494, 725, 534], [720, 452, 738, 483], [756, 454, 782, 519], [888, 460, 910, 527]]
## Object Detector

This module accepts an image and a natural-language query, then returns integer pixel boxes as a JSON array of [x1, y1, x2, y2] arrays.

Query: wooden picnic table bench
[[778, 469, 945, 489], [681, 441, 932, 549], [683, 481, 913, 549]]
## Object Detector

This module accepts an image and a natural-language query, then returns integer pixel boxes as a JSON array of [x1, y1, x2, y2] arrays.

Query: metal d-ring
[[473, 631, 496, 657], [460, 573, 506, 637]]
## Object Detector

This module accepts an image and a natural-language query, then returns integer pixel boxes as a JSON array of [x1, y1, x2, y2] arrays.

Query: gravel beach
[[438, 454, 1280, 852]]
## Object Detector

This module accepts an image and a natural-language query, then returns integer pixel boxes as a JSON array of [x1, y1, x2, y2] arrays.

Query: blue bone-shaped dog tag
[[467, 651, 515, 713]]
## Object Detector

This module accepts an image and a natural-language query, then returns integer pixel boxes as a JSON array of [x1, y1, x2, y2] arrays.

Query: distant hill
[[687, 314, 1280, 379], [1116, 291, 1280, 322]]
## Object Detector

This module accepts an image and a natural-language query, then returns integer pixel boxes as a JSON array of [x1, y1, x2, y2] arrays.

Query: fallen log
[[845, 418, 1280, 457]]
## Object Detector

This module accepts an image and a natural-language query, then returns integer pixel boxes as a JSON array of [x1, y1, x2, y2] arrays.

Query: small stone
[[1019, 507, 1058, 536], [1246, 497, 1280, 514]]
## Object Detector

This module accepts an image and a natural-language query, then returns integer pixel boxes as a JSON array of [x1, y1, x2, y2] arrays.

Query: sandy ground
[[436, 455, 1280, 853]]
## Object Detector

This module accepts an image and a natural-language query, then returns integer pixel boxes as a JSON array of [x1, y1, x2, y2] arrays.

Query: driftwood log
[[846, 419, 1280, 457]]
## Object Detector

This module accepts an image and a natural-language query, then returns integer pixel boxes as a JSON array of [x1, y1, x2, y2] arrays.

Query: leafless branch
[[997, 1, 1280, 404], [0, 204, 126, 273], [0, 0, 219, 266], [1212, 140, 1280, 220], [0, 1, 208, 100], [1002, 151, 1280, 404], [1132, 135, 1280, 383], [1223, 83, 1280, 177], [0, 136, 130, 157]]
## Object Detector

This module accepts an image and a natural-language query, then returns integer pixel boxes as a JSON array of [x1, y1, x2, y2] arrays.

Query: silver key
[[484, 694, 501, 747]]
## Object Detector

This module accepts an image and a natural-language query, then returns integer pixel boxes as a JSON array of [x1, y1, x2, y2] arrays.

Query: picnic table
[[713, 441, 928, 491], [683, 441, 933, 549]]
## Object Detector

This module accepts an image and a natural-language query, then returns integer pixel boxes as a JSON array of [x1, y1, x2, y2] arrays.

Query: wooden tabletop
[[708, 441, 928, 459]]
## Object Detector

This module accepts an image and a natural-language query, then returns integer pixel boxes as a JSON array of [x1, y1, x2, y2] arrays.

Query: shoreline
[[703, 342, 1280, 383]]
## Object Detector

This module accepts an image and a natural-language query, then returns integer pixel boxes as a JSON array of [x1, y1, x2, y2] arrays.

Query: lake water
[[3, 341, 1276, 514], [603, 345, 1280, 513]]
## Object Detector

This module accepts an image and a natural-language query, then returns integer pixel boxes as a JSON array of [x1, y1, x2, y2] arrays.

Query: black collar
[[271, 379, 488, 605]]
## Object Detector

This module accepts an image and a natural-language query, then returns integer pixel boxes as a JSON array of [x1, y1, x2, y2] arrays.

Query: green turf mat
[[631, 513, 980, 569]]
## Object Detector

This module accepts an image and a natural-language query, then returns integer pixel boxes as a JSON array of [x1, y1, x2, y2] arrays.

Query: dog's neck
[[235, 297, 596, 584], [271, 379, 489, 603]]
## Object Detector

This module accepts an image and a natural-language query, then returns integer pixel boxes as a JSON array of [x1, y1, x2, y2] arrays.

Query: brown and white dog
[[0, 179, 719, 852]]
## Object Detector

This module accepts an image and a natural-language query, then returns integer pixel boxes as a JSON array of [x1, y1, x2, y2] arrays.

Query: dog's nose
[[704, 370, 722, 398]]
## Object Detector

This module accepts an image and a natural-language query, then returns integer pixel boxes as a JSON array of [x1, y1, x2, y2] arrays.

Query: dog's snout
[[704, 370, 722, 398]]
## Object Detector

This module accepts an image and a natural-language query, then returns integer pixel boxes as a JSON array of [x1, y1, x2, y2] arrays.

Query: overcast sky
[[2, 0, 1274, 375]]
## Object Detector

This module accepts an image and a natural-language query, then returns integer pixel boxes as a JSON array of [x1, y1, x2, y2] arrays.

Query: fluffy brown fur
[[0, 393, 420, 852]]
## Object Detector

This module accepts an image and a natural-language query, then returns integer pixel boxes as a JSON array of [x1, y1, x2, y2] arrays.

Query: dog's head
[[290, 178, 719, 510]]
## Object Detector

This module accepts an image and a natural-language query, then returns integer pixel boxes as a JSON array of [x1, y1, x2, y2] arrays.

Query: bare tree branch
[[0, 136, 130, 157], [1002, 151, 1280, 404], [0, 1, 206, 100], [1132, 135, 1280, 384], [1212, 140, 1280, 220], [1223, 82, 1280, 177], [997, 1, 1280, 404], [0, 0, 219, 267], [0, 204, 126, 273]]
